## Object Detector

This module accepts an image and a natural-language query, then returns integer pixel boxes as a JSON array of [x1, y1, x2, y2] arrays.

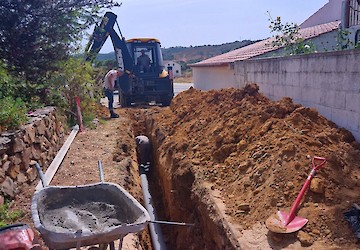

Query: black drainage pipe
[[136, 135, 167, 250]]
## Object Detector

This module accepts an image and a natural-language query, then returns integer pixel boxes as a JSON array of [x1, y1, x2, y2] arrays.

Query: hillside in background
[[95, 40, 258, 65]]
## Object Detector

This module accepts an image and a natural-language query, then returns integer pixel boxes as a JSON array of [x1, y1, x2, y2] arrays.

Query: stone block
[[23, 124, 36, 144], [0, 167, 5, 182], [44, 116, 51, 127], [31, 145, 41, 160], [16, 172, 27, 184], [51, 134, 58, 146], [45, 125, 53, 139], [2, 154, 8, 163], [2, 161, 11, 172], [1, 176, 16, 197], [36, 119, 46, 135], [10, 137, 25, 154], [9, 153, 22, 166], [42, 137, 51, 149], [7, 164, 20, 180], [21, 147, 32, 170], [0, 137, 11, 155], [26, 166, 38, 182]]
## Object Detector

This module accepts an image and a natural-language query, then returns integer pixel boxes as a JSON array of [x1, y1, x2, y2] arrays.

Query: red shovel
[[265, 156, 327, 233]]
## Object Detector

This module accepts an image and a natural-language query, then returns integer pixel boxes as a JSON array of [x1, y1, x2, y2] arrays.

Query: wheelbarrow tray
[[31, 182, 150, 249]]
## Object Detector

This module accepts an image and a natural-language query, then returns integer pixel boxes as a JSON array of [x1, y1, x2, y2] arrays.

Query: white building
[[164, 61, 182, 77]]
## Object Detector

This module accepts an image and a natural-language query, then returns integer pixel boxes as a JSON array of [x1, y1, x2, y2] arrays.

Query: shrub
[[0, 200, 24, 227], [0, 97, 28, 133]]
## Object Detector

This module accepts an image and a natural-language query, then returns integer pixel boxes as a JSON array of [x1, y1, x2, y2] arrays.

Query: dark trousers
[[104, 88, 114, 112]]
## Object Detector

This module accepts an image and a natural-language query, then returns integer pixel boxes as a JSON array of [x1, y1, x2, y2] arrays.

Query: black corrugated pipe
[[136, 135, 167, 250]]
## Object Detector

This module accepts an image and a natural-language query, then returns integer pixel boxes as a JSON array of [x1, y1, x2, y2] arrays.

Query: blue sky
[[88, 0, 329, 53]]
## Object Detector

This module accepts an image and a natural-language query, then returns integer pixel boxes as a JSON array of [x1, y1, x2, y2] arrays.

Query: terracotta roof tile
[[191, 21, 340, 67]]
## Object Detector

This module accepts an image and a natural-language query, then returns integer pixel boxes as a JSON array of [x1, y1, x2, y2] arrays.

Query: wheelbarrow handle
[[98, 160, 105, 183], [34, 163, 47, 188]]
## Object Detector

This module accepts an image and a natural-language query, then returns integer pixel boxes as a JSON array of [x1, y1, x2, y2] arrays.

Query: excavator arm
[[85, 12, 133, 73]]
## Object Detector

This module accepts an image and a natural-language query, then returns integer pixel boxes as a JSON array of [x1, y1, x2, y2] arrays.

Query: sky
[[86, 0, 329, 53]]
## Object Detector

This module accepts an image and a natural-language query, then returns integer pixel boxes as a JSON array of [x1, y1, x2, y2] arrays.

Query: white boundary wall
[[234, 49, 360, 141], [193, 66, 236, 90]]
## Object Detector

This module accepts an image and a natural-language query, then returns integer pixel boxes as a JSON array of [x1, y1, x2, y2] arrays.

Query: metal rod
[[98, 160, 105, 182], [151, 220, 194, 226]]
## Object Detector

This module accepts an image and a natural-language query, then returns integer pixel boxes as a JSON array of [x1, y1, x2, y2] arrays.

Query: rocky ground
[[9, 84, 360, 249]]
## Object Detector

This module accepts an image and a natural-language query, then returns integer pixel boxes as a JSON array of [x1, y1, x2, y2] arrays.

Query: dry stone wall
[[0, 107, 65, 199]]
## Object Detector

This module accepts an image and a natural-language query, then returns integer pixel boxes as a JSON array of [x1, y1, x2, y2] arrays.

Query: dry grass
[[173, 76, 193, 83]]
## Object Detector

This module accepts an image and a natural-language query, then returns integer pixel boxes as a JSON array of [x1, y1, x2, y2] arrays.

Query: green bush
[[0, 97, 28, 132], [0, 200, 24, 227]]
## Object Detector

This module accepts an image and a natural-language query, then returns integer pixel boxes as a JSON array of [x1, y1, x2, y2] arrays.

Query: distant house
[[164, 60, 182, 77], [191, 0, 360, 90]]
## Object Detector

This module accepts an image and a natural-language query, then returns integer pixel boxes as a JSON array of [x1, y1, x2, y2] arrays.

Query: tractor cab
[[126, 38, 165, 76]]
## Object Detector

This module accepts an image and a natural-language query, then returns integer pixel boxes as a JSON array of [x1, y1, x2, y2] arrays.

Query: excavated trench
[[129, 108, 239, 250]]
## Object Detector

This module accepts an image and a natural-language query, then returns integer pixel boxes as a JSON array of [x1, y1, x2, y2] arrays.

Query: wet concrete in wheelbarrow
[[38, 188, 134, 234]]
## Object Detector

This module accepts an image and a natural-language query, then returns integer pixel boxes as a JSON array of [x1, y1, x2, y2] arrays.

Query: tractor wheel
[[120, 91, 129, 107]]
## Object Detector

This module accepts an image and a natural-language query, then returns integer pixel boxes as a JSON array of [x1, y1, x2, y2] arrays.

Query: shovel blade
[[265, 211, 308, 233]]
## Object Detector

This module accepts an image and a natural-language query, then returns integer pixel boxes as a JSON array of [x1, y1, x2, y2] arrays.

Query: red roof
[[191, 21, 340, 67]]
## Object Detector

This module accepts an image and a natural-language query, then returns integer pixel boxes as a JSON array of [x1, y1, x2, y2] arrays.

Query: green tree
[[46, 58, 102, 126], [267, 12, 316, 55], [0, 0, 120, 82]]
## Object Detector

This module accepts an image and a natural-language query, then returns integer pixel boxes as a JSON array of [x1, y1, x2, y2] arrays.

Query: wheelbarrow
[[31, 161, 151, 250]]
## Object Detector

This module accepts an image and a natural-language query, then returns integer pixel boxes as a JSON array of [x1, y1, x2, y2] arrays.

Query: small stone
[[192, 158, 201, 165], [238, 203, 250, 212], [297, 231, 314, 246], [312, 229, 320, 235], [286, 181, 294, 189], [310, 178, 325, 194]]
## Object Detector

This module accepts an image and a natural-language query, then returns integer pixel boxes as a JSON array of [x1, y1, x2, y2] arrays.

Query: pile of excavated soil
[[147, 84, 360, 248]]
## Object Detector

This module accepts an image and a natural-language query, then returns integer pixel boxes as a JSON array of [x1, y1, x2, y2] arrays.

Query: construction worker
[[137, 49, 150, 72], [103, 69, 123, 118]]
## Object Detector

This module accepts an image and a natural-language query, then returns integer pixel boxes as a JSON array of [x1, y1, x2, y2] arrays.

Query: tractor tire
[[120, 91, 130, 107]]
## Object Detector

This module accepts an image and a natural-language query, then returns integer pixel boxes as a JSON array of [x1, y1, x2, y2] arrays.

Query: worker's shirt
[[103, 70, 118, 90], [137, 55, 150, 68]]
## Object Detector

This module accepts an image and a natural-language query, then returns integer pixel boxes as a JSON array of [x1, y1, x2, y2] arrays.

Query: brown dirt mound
[[151, 84, 360, 248]]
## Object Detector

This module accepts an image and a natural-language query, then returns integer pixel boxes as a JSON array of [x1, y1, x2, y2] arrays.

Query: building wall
[[234, 49, 360, 141], [300, 0, 343, 28], [164, 61, 182, 77], [192, 31, 340, 92], [193, 66, 236, 90]]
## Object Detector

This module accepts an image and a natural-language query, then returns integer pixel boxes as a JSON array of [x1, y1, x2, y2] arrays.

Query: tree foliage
[[0, 0, 120, 82], [267, 12, 316, 55]]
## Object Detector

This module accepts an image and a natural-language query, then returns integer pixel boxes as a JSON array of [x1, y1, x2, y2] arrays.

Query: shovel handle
[[312, 156, 327, 172], [285, 156, 327, 225]]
